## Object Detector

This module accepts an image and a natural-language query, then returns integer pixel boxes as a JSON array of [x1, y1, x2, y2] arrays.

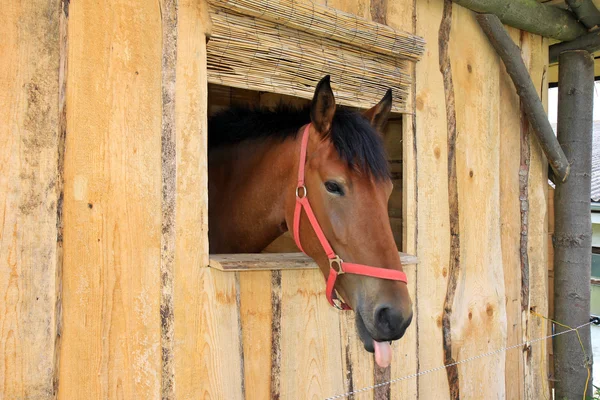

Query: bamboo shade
[[206, 2, 425, 113], [208, 0, 426, 61]]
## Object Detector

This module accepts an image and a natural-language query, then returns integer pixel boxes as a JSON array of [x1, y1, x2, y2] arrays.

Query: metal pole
[[553, 50, 595, 399]]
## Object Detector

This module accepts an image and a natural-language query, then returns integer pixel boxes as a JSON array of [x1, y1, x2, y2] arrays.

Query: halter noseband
[[292, 124, 408, 310]]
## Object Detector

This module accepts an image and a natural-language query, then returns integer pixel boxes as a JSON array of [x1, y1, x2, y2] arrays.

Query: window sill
[[208, 252, 418, 272]]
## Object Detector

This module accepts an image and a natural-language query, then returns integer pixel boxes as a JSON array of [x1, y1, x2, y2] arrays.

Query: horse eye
[[324, 181, 344, 196]]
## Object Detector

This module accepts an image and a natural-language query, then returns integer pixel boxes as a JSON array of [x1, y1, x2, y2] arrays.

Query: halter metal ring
[[296, 185, 308, 199], [329, 256, 344, 275], [332, 297, 344, 310]]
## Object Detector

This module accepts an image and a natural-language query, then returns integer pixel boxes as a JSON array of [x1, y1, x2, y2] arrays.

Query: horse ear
[[363, 89, 392, 133], [310, 75, 336, 134]]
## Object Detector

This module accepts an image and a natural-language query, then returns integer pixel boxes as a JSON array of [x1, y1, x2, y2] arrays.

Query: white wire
[[325, 321, 593, 400]]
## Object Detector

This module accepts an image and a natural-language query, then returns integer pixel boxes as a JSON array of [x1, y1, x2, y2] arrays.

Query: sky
[[547, 81, 600, 123]]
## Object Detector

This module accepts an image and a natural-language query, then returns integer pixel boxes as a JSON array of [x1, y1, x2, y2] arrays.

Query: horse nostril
[[374, 305, 404, 337]]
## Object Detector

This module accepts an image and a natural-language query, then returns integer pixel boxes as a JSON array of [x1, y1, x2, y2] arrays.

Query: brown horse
[[208, 76, 412, 368]]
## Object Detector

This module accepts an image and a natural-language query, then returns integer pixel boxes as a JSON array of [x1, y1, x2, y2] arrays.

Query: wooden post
[[566, 0, 600, 29], [453, 0, 586, 41], [477, 14, 571, 182], [553, 50, 594, 399], [549, 30, 600, 64]]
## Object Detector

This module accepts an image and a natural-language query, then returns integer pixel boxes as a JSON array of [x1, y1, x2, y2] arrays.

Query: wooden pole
[[549, 30, 600, 64], [454, 0, 586, 41], [477, 14, 571, 182], [566, 0, 600, 29], [553, 50, 594, 399]]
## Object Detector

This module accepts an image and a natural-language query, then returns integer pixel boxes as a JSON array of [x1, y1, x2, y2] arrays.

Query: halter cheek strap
[[292, 124, 408, 310]]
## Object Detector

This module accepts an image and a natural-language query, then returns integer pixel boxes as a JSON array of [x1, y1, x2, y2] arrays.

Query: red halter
[[292, 124, 408, 310]]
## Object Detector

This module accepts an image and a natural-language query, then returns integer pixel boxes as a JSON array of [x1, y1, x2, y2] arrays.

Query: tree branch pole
[[566, 0, 600, 29], [455, 0, 586, 41], [549, 30, 600, 64], [477, 14, 571, 182], [553, 50, 594, 400]]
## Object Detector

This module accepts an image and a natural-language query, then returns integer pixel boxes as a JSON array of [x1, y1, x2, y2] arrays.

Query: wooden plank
[[525, 31, 551, 399], [209, 252, 419, 271], [159, 0, 177, 396], [498, 25, 526, 400], [547, 186, 555, 386], [548, 186, 555, 320], [390, 252, 418, 399], [326, 0, 371, 19], [414, 0, 452, 397], [401, 113, 417, 261], [195, 268, 245, 399], [447, 5, 507, 398], [59, 0, 163, 397], [385, 1, 420, 395], [339, 313, 375, 400], [279, 269, 345, 398], [173, 0, 214, 397], [238, 271, 274, 399], [174, 5, 245, 397], [0, 1, 63, 398]]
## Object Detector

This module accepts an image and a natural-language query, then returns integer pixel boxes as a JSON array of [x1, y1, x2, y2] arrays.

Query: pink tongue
[[373, 340, 392, 368]]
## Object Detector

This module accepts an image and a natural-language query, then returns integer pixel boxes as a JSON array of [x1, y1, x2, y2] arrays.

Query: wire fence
[[325, 317, 594, 400]]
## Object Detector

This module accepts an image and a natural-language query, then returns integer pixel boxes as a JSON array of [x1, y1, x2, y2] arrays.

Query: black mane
[[208, 102, 390, 180]]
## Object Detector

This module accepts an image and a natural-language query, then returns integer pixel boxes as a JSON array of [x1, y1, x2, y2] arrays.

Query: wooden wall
[[1, 1, 64, 398], [1, 0, 550, 399]]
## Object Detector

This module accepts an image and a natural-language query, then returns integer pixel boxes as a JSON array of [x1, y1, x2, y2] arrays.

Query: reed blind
[[206, 0, 426, 113]]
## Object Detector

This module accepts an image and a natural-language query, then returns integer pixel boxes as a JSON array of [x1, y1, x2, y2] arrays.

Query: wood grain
[[0, 1, 62, 398], [60, 0, 163, 397], [438, 2, 460, 397], [195, 268, 245, 399], [525, 32, 550, 400], [448, 5, 507, 398], [389, 255, 418, 399], [270, 270, 283, 399], [414, 0, 452, 397], [173, 0, 213, 397], [519, 31, 534, 399], [0, 0, 556, 398], [175, 4, 246, 396], [279, 269, 345, 399], [499, 25, 526, 400], [160, 1, 178, 397], [386, 0, 420, 398], [339, 313, 375, 399], [238, 271, 274, 399], [370, 0, 388, 25], [209, 252, 419, 271], [547, 186, 555, 386], [477, 13, 570, 183], [325, 0, 371, 21]]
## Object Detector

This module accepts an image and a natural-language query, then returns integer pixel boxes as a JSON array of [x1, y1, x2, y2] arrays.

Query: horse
[[207, 76, 412, 368]]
